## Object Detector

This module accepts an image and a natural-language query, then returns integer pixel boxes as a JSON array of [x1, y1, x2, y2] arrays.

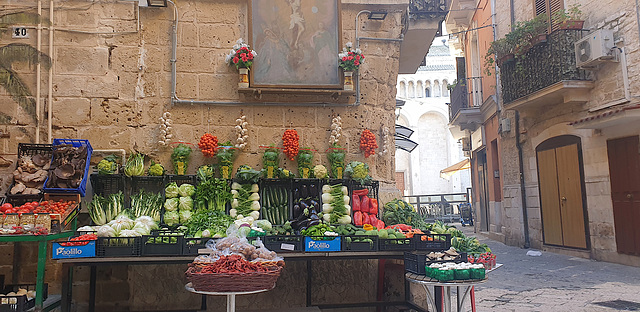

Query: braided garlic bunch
[[159, 112, 173, 146], [378, 126, 390, 156], [329, 115, 342, 145], [234, 114, 248, 150]]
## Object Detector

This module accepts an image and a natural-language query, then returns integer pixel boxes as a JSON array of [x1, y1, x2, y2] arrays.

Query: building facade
[[395, 40, 472, 197], [450, 0, 640, 267]]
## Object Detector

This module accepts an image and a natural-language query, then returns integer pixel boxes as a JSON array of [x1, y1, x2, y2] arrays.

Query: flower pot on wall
[[559, 20, 584, 30], [498, 53, 515, 66], [238, 68, 249, 88], [530, 34, 547, 46], [343, 71, 354, 91]]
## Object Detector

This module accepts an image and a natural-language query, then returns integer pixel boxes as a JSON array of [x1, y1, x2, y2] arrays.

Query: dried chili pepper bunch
[[198, 133, 218, 157], [282, 129, 299, 161], [194, 255, 269, 273], [359, 129, 378, 158]]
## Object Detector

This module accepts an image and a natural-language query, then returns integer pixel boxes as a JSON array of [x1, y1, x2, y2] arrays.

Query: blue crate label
[[52, 241, 96, 259], [280, 243, 296, 251], [304, 237, 341, 252]]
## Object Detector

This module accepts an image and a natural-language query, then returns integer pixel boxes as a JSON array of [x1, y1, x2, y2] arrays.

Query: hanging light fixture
[[368, 11, 388, 20], [145, 0, 167, 7]]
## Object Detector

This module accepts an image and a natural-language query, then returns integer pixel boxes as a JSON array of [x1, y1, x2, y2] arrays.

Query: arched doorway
[[536, 135, 589, 249]]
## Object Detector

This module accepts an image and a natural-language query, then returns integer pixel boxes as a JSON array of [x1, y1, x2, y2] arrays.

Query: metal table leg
[[61, 264, 72, 312], [35, 240, 47, 311], [226, 294, 236, 312], [443, 286, 452, 312], [457, 286, 473, 312], [422, 284, 436, 311]]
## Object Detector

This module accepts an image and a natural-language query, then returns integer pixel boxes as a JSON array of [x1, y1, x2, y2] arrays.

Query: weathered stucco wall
[[0, 0, 410, 310]]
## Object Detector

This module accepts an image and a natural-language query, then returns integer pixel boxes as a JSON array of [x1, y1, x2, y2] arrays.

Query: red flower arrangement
[[225, 38, 257, 70]]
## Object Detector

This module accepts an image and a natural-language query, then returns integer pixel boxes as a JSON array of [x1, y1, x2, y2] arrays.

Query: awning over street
[[440, 158, 470, 179]]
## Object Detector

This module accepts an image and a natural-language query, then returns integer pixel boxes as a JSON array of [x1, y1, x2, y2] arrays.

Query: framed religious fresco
[[249, 0, 342, 89]]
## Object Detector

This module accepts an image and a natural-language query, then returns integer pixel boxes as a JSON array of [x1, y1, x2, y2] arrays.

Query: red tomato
[[0, 203, 12, 212]]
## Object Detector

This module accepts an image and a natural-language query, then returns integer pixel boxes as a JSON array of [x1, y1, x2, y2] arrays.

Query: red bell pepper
[[370, 214, 378, 224], [353, 188, 369, 196], [370, 198, 378, 215], [352, 194, 361, 212], [354, 211, 363, 226], [376, 220, 385, 230], [361, 196, 370, 213]]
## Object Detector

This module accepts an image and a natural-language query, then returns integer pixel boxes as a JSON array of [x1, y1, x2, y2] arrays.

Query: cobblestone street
[[464, 227, 640, 311]]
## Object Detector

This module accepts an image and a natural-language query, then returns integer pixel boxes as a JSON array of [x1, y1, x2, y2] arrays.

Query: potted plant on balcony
[[225, 38, 257, 88], [527, 15, 549, 46], [553, 4, 584, 30], [484, 36, 515, 76]]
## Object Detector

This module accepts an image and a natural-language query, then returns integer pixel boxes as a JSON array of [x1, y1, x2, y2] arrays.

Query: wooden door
[[395, 172, 406, 193], [538, 148, 563, 245], [607, 136, 640, 255], [556, 144, 587, 249], [537, 137, 588, 249]]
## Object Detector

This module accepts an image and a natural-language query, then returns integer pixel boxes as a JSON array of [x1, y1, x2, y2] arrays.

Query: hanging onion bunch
[[234, 114, 249, 150], [378, 126, 390, 156], [158, 112, 173, 146], [329, 115, 342, 145]]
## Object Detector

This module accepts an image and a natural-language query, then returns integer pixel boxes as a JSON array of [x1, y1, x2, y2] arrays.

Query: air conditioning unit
[[461, 137, 471, 151], [575, 29, 615, 68]]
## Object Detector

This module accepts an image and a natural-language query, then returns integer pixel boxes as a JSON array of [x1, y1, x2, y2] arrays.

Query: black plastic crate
[[5, 144, 53, 205], [414, 233, 452, 251], [130, 176, 165, 195], [90, 174, 125, 196], [378, 237, 415, 251], [260, 180, 292, 225], [404, 252, 426, 275], [166, 175, 197, 187], [96, 237, 141, 257], [141, 233, 184, 256], [0, 283, 48, 312], [183, 237, 211, 255], [264, 235, 304, 252], [341, 235, 378, 252]]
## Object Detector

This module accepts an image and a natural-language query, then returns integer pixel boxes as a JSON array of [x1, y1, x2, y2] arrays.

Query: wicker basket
[[185, 264, 282, 292]]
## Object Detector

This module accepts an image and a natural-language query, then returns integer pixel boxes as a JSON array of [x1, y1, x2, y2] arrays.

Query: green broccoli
[[97, 159, 117, 175], [148, 162, 165, 176]]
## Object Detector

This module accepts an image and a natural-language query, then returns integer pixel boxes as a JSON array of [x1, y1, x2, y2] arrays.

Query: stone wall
[[0, 0, 413, 309]]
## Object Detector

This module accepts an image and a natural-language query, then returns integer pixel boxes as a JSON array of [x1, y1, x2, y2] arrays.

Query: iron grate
[[593, 300, 640, 311]]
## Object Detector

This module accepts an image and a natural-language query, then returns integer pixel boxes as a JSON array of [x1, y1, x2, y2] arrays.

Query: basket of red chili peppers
[[185, 254, 283, 292]]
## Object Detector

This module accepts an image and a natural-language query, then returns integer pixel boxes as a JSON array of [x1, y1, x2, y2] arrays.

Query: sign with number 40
[[12, 27, 29, 39]]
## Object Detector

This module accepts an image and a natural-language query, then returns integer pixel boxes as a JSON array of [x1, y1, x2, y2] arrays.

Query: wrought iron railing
[[408, 0, 448, 19], [404, 190, 471, 223], [449, 81, 468, 120], [500, 29, 590, 104]]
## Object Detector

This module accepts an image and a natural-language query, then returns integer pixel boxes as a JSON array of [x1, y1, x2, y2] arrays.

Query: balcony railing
[[409, 0, 448, 19], [448, 77, 482, 121], [499, 29, 590, 104]]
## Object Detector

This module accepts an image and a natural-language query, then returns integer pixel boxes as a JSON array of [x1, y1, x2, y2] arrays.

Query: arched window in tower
[[433, 80, 441, 97], [416, 81, 423, 98], [399, 81, 406, 98], [442, 79, 449, 97], [425, 81, 431, 97], [408, 81, 415, 98]]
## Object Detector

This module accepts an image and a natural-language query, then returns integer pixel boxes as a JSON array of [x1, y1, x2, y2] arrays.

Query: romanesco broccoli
[[97, 159, 117, 175]]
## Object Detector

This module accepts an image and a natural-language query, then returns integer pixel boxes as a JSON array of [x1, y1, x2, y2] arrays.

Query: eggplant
[[299, 219, 310, 228], [309, 184, 317, 196], [308, 219, 320, 227], [296, 212, 307, 222], [309, 213, 319, 221], [301, 185, 308, 198], [299, 201, 309, 211], [293, 204, 301, 218], [309, 199, 319, 209], [293, 188, 300, 200]]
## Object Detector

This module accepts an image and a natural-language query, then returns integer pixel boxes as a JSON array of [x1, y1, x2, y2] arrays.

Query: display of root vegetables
[[11, 154, 50, 195], [262, 184, 289, 225], [45, 144, 89, 189], [321, 184, 351, 224], [230, 182, 261, 221], [291, 183, 320, 231], [352, 188, 383, 229]]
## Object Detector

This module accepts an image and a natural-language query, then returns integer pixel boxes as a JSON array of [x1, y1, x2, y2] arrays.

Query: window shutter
[[535, 0, 564, 32]]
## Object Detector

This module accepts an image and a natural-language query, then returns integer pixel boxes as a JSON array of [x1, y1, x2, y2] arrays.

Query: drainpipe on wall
[[35, 0, 42, 143], [515, 109, 530, 249], [47, 0, 54, 144]]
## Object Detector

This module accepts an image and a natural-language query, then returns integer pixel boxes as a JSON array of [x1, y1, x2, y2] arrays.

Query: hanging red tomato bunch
[[360, 129, 378, 158], [282, 129, 300, 161], [198, 133, 218, 157]]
